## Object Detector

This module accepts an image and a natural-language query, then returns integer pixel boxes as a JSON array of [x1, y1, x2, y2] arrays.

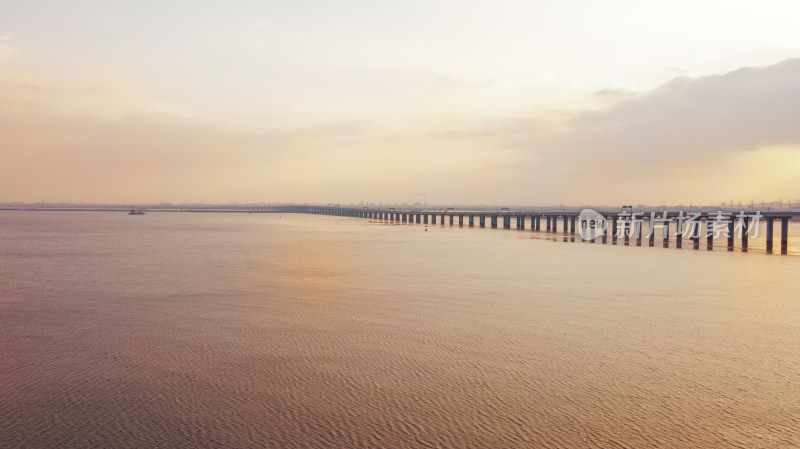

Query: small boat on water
[[128, 206, 145, 215]]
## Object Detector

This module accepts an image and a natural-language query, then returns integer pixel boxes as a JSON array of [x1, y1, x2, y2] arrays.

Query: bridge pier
[[570, 216, 575, 234], [469, 215, 474, 227], [766, 217, 774, 252], [781, 217, 789, 254], [459, 215, 464, 226], [423, 214, 428, 225], [491, 216, 498, 229], [707, 220, 714, 249], [480, 216, 486, 228], [503, 216, 510, 229], [449, 215, 454, 225], [562, 216, 568, 233], [727, 220, 735, 250], [692, 220, 701, 248], [742, 217, 749, 251], [621, 220, 629, 243], [634, 219, 642, 245]]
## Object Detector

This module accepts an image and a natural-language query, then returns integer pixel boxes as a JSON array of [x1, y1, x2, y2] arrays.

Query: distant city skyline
[[2, 1, 800, 205]]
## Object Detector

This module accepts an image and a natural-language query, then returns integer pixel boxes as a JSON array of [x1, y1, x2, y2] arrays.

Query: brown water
[[2, 211, 799, 448]]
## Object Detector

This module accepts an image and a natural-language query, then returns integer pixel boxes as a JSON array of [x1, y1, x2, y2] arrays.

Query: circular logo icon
[[578, 209, 607, 241]]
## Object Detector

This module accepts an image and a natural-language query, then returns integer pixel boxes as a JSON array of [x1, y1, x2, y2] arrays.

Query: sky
[[1, 0, 800, 206]]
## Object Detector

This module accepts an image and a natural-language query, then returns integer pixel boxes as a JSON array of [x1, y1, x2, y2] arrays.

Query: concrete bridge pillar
[[570, 216, 575, 234], [440, 214, 445, 225], [459, 215, 464, 226], [535, 215, 541, 231], [692, 220, 702, 247], [449, 215, 454, 225], [432, 215, 437, 225], [622, 220, 630, 242], [727, 220, 735, 249], [781, 217, 789, 254], [546, 216, 552, 231], [562, 216, 568, 233], [491, 216, 498, 228], [480, 216, 486, 228], [742, 217, 749, 250], [766, 217, 775, 252], [503, 216, 510, 229], [469, 215, 474, 227], [610, 217, 618, 241], [423, 214, 429, 224], [707, 219, 714, 249]]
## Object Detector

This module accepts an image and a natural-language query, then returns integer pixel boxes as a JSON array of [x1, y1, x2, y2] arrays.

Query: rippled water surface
[[2, 211, 799, 448]]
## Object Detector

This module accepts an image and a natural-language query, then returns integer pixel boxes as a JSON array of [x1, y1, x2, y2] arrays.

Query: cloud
[[559, 58, 800, 169], [412, 58, 800, 204], [499, 58, 800, 203], [592, 86, 639, 102]]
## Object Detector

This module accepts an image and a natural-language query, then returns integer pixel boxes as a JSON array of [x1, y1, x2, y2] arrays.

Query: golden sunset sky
[[2, 1, 800, 205]]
